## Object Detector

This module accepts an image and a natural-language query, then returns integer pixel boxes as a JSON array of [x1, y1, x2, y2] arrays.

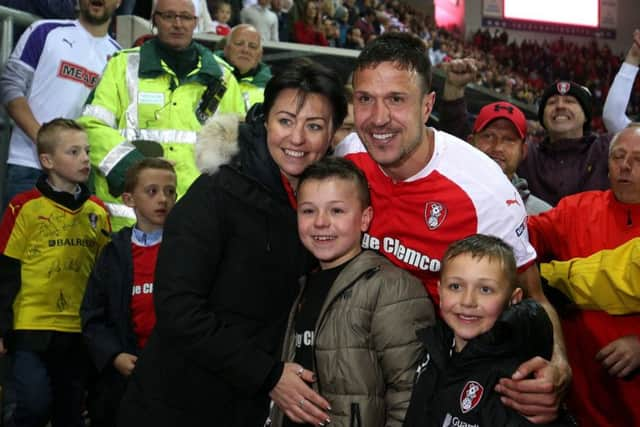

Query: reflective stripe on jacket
[[79, 39, 244, 230]]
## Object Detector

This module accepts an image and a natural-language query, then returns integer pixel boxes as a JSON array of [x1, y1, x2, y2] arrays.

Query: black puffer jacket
[[118, 106, 315, 427], [404, 299, 573, 427], [81, 226, 137, 373]]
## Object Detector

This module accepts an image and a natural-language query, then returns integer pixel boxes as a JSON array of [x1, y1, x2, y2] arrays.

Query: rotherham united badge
[[424, 201, 447, 230], [556, 81, 571, 95], [460, 380, 484, 413]]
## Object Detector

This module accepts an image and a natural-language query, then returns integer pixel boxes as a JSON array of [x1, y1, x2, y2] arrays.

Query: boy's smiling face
[[438, 253, 522, 352], [297, 177, 372, 270]]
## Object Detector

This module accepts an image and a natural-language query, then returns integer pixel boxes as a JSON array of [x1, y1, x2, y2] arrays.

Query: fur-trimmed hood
[[195, 113, 243, 175], [194, 104, 288, 203]]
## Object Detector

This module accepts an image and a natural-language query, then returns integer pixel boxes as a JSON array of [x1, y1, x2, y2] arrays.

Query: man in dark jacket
[[438, 63, 612, 206], [517, 81, 611, 205]]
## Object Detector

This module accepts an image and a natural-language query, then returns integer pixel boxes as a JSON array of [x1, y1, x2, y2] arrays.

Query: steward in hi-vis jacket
[[80, 37, 244, 230]]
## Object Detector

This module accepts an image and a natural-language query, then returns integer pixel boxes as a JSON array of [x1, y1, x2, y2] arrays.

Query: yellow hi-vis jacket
[[79, 39, 244, 230]]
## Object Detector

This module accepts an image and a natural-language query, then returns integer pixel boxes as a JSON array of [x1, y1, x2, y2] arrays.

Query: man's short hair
[[263, 58, 348, 131], [298, 157, 370, 207], [37, 118, 85, 156], [441, 234, 518, 290], [609, 122, 640, 156], [151, 0, 200, 19], [123, 158, 177, 193], [354, 32, 432, 94]]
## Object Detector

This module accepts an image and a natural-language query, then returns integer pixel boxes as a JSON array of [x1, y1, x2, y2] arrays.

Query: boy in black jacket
[[404, 234, 573, 427], [80, 158, 177, 427]]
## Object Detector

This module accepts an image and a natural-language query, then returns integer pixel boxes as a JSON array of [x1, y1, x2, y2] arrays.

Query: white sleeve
[[603, 62, 638, 134], [0, 23, 39, 105]]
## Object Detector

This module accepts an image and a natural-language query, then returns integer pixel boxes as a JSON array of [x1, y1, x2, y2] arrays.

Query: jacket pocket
[[350, 402, 362, 427]]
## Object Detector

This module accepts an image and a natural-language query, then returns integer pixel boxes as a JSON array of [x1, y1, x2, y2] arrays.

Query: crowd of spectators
[[429, 26, 640, 132], [6, 0, 640, 131]]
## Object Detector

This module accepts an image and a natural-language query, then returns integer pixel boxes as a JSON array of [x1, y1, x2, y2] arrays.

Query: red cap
[[472, 102, 527, 140]]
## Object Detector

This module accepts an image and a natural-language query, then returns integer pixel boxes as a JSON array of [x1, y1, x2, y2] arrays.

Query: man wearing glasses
[[79, 0, 245, 231]]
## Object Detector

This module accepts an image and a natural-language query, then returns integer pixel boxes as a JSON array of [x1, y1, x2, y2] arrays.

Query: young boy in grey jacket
[[268, 157, 435, 427]]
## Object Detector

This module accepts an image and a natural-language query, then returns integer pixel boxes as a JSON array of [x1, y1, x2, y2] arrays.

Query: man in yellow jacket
[[79, 0, 244, 230]]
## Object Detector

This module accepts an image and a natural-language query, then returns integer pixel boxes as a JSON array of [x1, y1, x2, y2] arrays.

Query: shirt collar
[[132, 227, 163, 246], [46, 179, 82, 199]]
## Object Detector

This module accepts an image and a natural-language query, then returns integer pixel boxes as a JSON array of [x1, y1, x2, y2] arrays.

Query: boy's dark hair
[[298, 157, 370, 207], [441, 234, 517, 289], [354, 32, 432, 95], [123, 158, 177, 193], [263, 58, 348, 132], [37, 118, 85, 156]]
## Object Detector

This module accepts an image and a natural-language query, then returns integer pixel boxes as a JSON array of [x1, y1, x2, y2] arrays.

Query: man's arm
[[436, 58, 477, 139], [602, 29, 640, 134], [541, 237, 640, 315], [0, 30, 40, 143]]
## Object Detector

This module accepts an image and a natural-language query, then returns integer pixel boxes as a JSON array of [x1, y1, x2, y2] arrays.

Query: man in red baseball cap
[[470, 101, 552, 214]]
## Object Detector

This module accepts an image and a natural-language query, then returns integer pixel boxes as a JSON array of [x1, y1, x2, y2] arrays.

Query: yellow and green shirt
[[0, 180, 111, 333]]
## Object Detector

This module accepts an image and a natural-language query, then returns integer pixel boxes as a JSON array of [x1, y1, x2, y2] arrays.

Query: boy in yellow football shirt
[[0, 118, 111, 426]]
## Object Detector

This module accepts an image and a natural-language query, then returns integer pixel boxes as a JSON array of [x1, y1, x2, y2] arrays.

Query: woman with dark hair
[[117, 58, 347, 427], [293, 0, 329, 46]]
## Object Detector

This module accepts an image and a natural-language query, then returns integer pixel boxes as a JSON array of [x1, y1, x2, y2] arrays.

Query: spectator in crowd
[[404, 235, 571, 427], [331, 83, 354, 148], [438, 59, 612, 208], [527, 123, 640, 427], [470, 102, 552, 214], [428, 38, 447, 66], [240, 0, 279, 41], [268, 156, 434, 427], [0, 118, 111, 427], [333, 5, 349, 46], [322, 16, 340, 47], [218, 24, 273, 112], [0, 0, 121, 210], [344, 26, 364, 50], [517, 81, 612, 205], [78, 0, 244, 231], [116, 58, 347, 427], [81, 158, 177, 427], [270, 0, 291, 42], [335, 32, 570, 424], [293, 0, 328, 46], [603, 29, 640, 133], [318, 0, 334, 20], [354, 7, 376, 43], [203, 0, 233, 34], [343, 0, 359, 26]]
